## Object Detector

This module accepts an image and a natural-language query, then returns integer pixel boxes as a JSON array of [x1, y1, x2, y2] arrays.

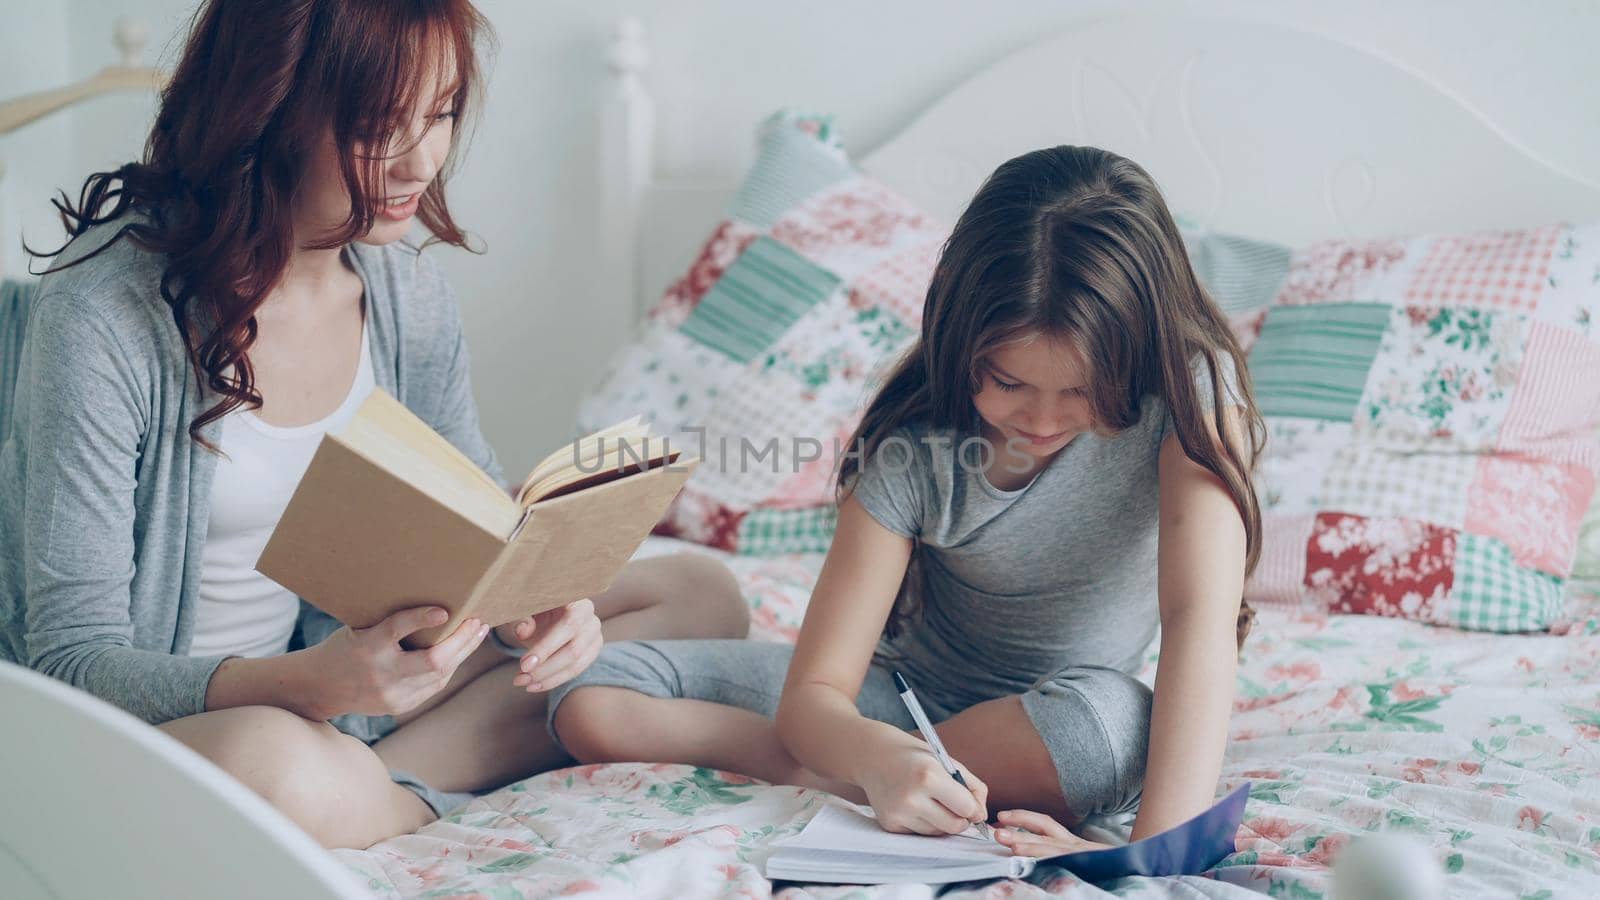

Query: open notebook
[[764, 783, 1249, 885]]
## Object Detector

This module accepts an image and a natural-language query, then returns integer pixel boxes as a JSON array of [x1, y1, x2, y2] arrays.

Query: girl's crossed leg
[[548, 639, 1150, 827]]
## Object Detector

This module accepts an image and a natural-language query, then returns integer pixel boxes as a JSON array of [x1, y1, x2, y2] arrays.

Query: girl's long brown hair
[[841, 145, 1264, 648], [29, 0, 492, 449]]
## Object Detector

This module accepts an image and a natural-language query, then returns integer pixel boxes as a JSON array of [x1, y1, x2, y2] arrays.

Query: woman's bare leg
[[158, 552, 748, 847], [158, 706, 432, 849]]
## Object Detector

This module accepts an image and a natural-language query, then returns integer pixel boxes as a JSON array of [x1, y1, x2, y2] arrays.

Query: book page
[[516, 417, 681, 507], [520, 416, 644, 488], [337, 390, 519, 538]]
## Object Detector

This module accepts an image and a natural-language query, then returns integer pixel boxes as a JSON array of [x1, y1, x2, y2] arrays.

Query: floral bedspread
[[336, 539, 1600, 899]]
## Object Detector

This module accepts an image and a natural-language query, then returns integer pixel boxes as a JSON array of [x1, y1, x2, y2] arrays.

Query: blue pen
[[893, 671, 993, 840]]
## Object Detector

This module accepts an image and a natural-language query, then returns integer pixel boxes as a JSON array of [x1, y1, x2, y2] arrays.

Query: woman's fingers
[[515, 629, 602, 691], [514, 625, 598, 685], [500, 615, 537, 645], [413, 617, 486, 677], [377, 605, 448, 643], [518, 614, 576, 673], [446, 620, 489, 674]]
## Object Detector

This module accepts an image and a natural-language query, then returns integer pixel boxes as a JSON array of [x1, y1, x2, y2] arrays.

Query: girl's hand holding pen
[[880, 670, 994, 838], [857, 730, 990, 836]]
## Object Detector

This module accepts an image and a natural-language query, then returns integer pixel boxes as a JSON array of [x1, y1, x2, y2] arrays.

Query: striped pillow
[[1244, 223, 1600, 631], [1175, 216, 1292, 320]]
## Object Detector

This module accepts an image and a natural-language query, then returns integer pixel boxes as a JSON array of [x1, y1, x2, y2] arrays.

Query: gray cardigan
[[0, 221, 504, 724]]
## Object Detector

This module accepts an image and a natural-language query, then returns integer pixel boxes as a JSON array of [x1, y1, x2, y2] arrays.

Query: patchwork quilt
[[336, 538, 1600, 899]]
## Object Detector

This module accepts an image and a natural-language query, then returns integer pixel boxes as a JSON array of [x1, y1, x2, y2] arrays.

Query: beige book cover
[[257, 389, 696, 647]]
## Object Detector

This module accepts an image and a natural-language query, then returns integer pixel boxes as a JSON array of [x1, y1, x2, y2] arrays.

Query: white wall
[[0, 0, 72, 279], [3, 0, 1598, 475]]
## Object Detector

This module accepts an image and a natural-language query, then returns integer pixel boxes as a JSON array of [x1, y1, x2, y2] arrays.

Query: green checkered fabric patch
[[1249, 303, 1391, 421], [736, 506, 839, 555], [1453, 533, 1566, 632], [679, 237, 841, 364]]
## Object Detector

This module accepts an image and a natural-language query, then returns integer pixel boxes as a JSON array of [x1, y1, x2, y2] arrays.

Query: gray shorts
[[546, 639, 1151, 819], [296, 604, 480, 819], [329, 712, 479, 819]]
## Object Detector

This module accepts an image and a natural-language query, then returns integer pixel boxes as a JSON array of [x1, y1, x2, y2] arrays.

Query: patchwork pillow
[[579, 112, 939, 553], [1243, 223, 1600, 631], [580, 114, 1294, 556]]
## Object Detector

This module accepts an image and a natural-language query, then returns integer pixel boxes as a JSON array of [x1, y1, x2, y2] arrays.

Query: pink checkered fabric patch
[[1403, 224, 1561, 312]]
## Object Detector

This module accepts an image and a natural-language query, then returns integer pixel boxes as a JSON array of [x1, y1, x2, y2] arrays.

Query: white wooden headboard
[[600, 13, 1600, 321]]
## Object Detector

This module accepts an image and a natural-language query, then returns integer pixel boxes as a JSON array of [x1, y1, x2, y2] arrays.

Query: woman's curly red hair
[[32, 0, 492, 449]]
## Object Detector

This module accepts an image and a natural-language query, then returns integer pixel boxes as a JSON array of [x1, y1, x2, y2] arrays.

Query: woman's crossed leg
[[158, 553, 749, 848]]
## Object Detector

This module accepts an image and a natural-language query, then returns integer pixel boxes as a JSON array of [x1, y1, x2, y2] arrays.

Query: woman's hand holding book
[[301, 606, 490, 719], [503, 598, 604, 693]]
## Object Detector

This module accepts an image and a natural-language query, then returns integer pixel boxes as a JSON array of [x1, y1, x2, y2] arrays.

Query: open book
[[258, 389, 696, 647], [764, 783, 1249, 885]]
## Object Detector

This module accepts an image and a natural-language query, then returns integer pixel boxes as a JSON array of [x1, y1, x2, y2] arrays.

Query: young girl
[[0, 0, 747, 850], [547, 145, 1262, 852]]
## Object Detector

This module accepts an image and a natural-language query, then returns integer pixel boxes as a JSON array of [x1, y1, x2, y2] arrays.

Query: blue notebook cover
[[1036, 782, 1250, 882]]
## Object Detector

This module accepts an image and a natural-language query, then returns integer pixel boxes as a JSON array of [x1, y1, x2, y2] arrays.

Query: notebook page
[[764, 850, 1031, 884], [777, 803, 1021, 866]]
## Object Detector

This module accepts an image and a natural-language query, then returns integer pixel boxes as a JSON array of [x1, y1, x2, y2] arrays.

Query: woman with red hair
[[0, 0, 748, 848]]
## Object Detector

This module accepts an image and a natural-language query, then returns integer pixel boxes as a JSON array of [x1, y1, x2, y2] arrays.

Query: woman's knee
[[160, 706, 394, 827], [659, 552, 750, 637]]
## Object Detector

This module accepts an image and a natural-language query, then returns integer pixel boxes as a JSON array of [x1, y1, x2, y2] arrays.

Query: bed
[[329, 538, 1600, 899], [5, 10, 1600, 900], [332, 14, 1600, 898]]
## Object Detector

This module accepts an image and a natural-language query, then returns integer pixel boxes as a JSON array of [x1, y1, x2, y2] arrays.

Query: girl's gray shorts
[[546, 639, 1151, 820]]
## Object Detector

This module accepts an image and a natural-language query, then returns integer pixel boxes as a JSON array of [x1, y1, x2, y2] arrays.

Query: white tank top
[[189, 318, 375, 659]]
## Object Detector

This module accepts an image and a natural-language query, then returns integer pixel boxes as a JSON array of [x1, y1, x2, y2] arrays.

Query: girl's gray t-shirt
[[849, 358, 1238, 715]]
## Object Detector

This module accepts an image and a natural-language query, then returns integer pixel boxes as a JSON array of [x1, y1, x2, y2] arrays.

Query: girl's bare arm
[[1134, 406, 1250, 840], [775, 495, 917, 784]]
